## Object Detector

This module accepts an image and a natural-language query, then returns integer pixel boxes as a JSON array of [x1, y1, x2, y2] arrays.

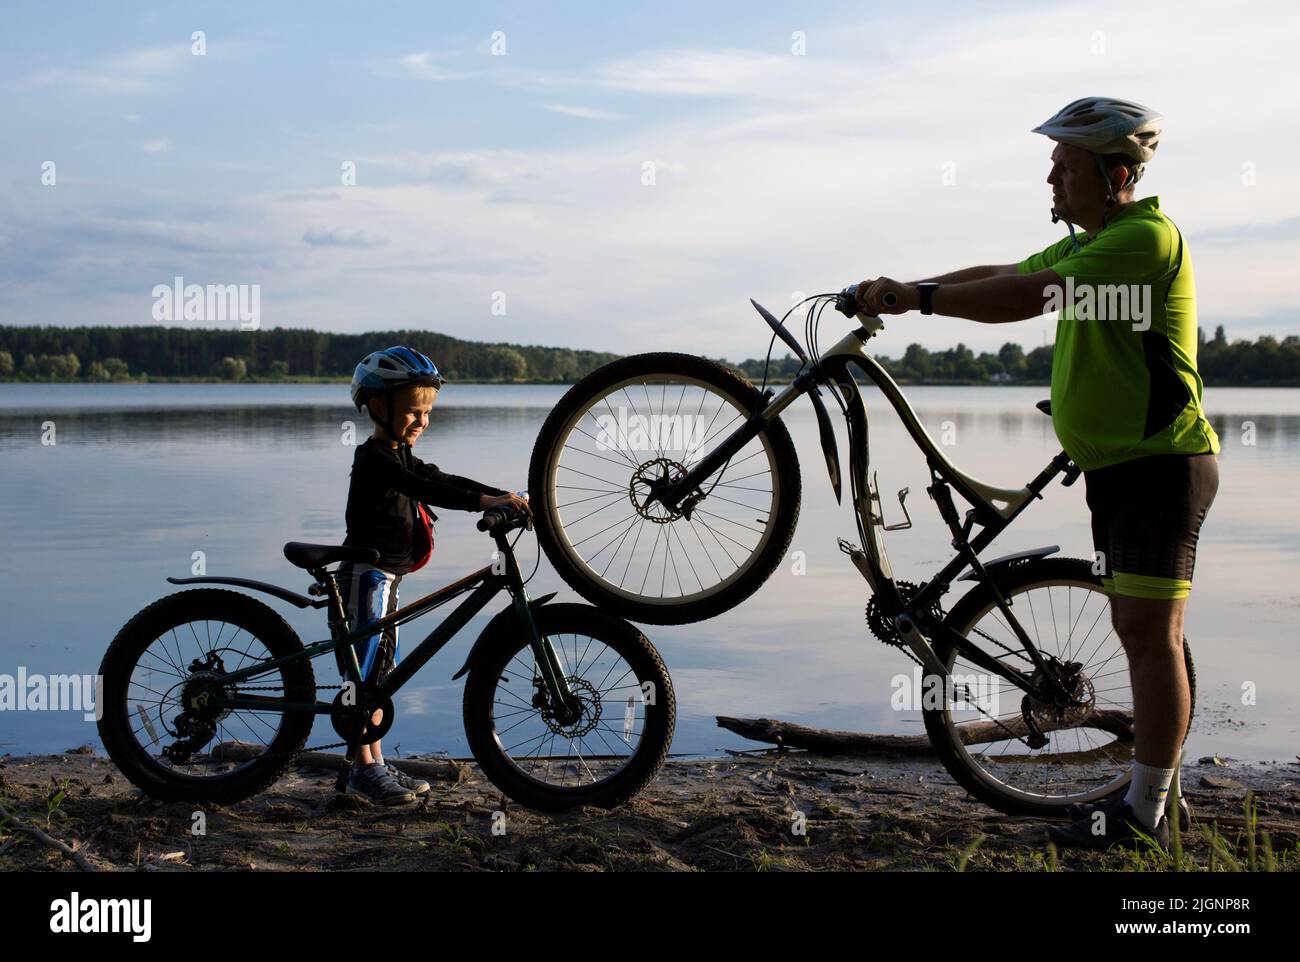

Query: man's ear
[[1111, 162, 1134, 195]]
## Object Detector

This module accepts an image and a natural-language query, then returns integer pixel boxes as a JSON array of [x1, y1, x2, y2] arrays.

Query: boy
[[340, 345, 531, 805]]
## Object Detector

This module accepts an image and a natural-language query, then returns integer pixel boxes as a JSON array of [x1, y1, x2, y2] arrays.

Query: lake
[[2, 381, 1296, 764]]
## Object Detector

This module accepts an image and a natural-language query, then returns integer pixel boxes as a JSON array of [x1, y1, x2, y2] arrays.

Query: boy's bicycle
[[524, 288, 1194, 816], [97, 505, 675, 812]]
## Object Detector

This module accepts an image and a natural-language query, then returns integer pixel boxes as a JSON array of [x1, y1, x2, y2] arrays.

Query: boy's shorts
[[335, 562, 403, 683], [1083, 452, 1219, 600]]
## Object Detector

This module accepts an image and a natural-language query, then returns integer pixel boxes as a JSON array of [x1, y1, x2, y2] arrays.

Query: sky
[[1, 0, 1297, 359]]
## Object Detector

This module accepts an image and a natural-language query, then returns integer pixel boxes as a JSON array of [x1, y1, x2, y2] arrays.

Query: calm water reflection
[[2, 383, 1297, 762]]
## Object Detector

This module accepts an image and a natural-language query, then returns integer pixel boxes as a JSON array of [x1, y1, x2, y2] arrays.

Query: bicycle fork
[[497, 534, 579, 722]]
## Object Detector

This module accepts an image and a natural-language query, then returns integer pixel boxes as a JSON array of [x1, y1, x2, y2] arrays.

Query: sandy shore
[[2, 747, 1297, 872]]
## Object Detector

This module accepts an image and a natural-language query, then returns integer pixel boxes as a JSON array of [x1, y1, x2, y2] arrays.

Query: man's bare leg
[[1110, 594, 1189, 827]]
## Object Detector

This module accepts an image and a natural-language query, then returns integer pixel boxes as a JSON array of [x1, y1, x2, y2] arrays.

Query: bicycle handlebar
[[835, 285, 897, 317], [477, 505, 533, 534]]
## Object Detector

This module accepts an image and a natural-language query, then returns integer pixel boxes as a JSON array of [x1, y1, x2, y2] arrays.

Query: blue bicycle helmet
[[351, 346, 447, 413]]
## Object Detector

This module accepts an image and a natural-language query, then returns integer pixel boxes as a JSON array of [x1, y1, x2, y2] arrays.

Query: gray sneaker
[[345, 763, 417, 806], [382, 763, 431, 795]]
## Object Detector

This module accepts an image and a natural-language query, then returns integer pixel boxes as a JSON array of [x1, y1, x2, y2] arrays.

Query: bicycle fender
[[166, 575, 321, 609], [957, 545, 1060, 581], [807, 384, 842, 504], [452, 592, 558, 680]]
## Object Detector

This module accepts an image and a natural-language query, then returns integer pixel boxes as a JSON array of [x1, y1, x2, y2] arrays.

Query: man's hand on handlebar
[[479, 491, 531, 518], [854, 277, 916, 315]]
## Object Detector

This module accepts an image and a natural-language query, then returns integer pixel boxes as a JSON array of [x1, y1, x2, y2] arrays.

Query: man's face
[[1045, 143, 1107, 222]]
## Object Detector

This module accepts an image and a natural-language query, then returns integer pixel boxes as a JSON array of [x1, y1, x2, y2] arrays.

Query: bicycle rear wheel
[[528, 352, 801, 625], [97, 589, 316, 805], [921, 557, 1195, 817]]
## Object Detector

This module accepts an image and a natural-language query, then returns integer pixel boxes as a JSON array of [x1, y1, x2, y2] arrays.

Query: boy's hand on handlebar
[[479, 491, 531, 517], [854, 277, 916, 315]]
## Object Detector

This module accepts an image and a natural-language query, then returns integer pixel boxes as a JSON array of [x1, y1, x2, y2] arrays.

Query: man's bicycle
[[97, 505, 675, 812], [524, 289, 1194, 816]]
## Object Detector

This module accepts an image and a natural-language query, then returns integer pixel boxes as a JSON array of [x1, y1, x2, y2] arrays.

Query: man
[[854, 96, 1221, 851]]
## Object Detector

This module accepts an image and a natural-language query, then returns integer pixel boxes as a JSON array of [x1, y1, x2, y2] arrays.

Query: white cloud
[[372, 51, 467, 82], [26, 43, 191, 94], [545, 104, 624, 120], [302, 227, 389, 248], [139, 139, 169, 154]]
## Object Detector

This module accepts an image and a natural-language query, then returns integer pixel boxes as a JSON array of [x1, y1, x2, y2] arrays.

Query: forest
[[1, 324, 1297, 386]]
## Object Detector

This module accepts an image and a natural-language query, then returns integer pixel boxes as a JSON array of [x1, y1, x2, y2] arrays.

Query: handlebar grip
[[837, 285, 898, 315], [477, 508, 507, 531]]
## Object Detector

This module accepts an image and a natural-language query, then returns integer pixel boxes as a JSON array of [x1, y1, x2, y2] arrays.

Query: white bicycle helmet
[[351, 345, 447, 413], [1033, 96, 1162, 186]]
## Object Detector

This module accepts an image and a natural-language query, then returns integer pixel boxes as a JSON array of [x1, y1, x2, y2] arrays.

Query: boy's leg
[[363, 574, 401, 767], [338, 565, 400, 768]]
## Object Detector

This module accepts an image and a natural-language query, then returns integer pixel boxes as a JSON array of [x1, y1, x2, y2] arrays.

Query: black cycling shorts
[[1083, 452, 1219, 600]]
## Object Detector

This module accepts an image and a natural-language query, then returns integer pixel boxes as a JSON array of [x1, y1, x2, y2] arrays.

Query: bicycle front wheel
[[529, 352, 801, 625], [921, 557, 1196, 817], [462, 603, 675, 811]]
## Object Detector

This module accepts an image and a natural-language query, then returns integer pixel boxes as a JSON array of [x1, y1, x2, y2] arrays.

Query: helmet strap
[[1051, 208, 1084, 254], [365, 397, 403, 447], [1092, 153, 1130, 230]]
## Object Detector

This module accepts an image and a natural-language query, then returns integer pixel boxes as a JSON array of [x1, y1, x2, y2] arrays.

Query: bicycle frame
[[172, 524, 575, 718], [656, 313, 1083, 699]]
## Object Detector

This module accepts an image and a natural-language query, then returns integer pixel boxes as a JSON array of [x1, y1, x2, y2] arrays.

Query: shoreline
[[3, 747, 1296, 872]]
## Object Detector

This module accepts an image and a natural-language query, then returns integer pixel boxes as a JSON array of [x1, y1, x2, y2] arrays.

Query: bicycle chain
[[221, 683, 351, 756], [865, 587, 1037, 747]]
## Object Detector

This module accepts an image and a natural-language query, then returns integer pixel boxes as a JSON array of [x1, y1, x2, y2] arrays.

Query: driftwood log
[[211, 741, 465, 781], [717, 709, 1134, 756]]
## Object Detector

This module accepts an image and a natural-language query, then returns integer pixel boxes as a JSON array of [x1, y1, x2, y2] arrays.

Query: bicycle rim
[[124, 618, 299, 782], [543, 372, 784, 611], [488, 632, 651, 790], [937, 575, 1137, 806]]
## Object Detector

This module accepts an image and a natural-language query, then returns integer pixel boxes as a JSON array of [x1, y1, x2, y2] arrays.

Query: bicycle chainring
[[865, 580, 936, 648]]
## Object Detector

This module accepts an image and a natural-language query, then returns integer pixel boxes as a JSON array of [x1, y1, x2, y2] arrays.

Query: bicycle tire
[[529, 352, 801, 625], [921, 557, 1196, 817], [97, 589, 316, 805], [462, 603, 675, 811]]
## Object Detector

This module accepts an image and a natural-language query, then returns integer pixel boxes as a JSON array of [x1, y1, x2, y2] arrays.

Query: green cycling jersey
[[1017, 196, 1220, 471]]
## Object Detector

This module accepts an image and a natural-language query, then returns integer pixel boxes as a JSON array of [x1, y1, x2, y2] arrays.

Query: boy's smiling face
[[394, 393, 434, 446], [372, 385, 437, 446]]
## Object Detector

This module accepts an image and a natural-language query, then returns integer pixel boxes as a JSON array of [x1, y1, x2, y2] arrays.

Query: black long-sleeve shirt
[[343, 438, 507, 573]]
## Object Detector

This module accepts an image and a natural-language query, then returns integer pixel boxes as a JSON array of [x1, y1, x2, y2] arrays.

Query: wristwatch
[[916, 282, 939, 315]]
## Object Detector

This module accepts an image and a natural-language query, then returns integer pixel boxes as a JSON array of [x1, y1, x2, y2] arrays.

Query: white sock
[[1125, 762, 1175, 829]]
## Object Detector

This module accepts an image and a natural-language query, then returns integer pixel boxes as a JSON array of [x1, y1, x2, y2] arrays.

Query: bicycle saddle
[[283, 542, 381, 569], [1036, 399, 1051, 416]]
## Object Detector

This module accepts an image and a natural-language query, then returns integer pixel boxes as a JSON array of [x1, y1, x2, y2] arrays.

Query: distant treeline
[[0, 327, 618, 383], [726, 326, 1300, 386], [1, 324, 1297, 386]]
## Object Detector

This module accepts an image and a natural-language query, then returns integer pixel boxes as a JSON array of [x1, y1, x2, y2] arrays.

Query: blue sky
[[2, 0, 1297, 358]]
